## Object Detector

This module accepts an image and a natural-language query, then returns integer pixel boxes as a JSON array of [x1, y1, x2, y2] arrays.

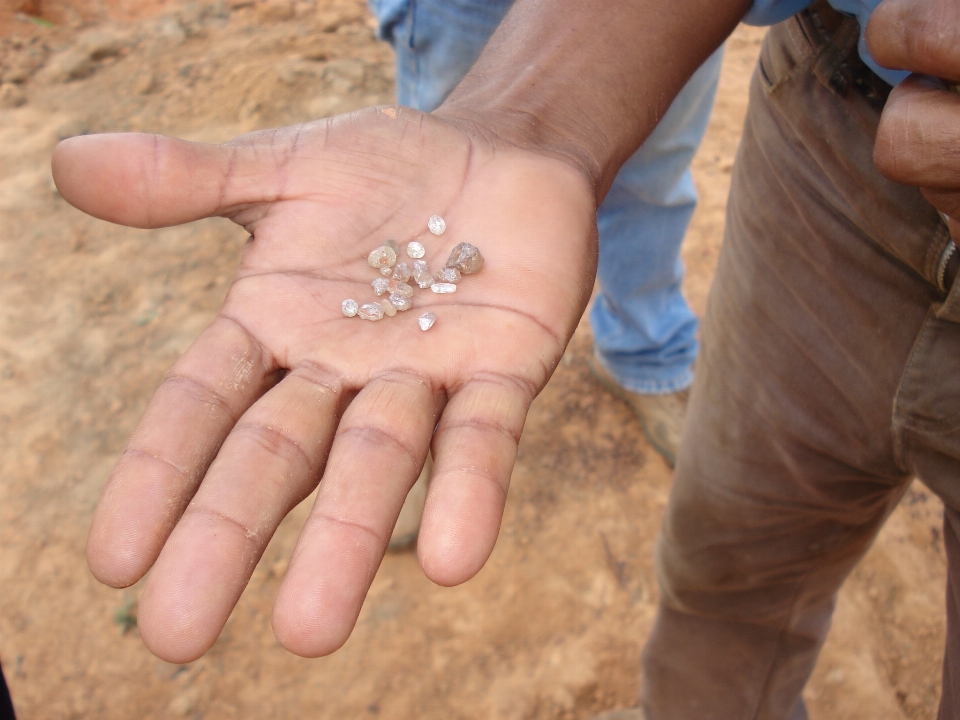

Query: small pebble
[[341, 299, 359, 317], [427, 215, 446, 235], [431, 283, 457, 294], [392, 262, 412, 282], [436, 267, 461, 284], [418, 312, 437, 331], [381, 299, 397, 316], [358, 302, 384, 321], [387, 280, 414, 298], [372, 277, 389, 296], [368, 245, 397, 269], [446, 242, 483, 274], [386, 239, 400, 255], [407, 242, 426, 259], [380, 266, 393, 276], [389, 293, 413, 311], [413, 260, 434, 289]]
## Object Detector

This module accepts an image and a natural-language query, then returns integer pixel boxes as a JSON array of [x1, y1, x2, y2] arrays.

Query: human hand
[[51, 107, 597, 663], [868, 0, 960, 239]]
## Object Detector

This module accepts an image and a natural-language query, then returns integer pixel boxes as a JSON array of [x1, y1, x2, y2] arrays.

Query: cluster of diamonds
[[340, 216, 484, 331]]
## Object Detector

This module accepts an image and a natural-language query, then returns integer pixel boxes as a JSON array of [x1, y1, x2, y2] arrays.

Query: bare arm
[[440, 0, 752, 196]]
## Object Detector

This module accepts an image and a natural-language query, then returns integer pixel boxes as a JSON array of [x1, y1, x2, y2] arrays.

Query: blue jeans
[[370, 0, 723, 394]]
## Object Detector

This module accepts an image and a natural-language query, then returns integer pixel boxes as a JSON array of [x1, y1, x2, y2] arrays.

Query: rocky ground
[[0, 1, 948, 718]]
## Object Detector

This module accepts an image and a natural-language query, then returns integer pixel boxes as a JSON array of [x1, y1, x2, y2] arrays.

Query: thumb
[[51, 132, 285, 228]]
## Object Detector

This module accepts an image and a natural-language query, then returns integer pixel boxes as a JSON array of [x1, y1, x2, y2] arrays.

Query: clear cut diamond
[[372, 277, 390, 296], [436, 267, 461, 283], [418, 312, 437, 331], [341, 299, 359, 317], [445, 242, 483, 274], [427, 215, 446, 235], [367, 245, 397, 269], [413, 260, 433, 288], [392, 262, 412, 282], [358, 303, 384, 321], [431, 282, 457, 294], [406, 241, 426, 259]]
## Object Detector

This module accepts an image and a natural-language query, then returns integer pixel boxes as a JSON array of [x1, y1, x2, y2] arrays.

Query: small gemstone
[[389, 293, 413, 311], [381, 298, 397, 316], [392, 262, 412, 282], [341, 299, 359, 317], [386, 239, 400, 255], [387, 280, 414, 297], [445, 242, 483, 274], [367, 245, 397, 269], [418, 312, 437, 331], [371, 277, 390, 296], [413, 260, 434, 288], [358, 302, 384, 321], [436, 267, 461, 284], [431, 282, 457, 294], [427, 215, 446, 235], [406, 242, 426, 259], [380, 266, 393, 276]]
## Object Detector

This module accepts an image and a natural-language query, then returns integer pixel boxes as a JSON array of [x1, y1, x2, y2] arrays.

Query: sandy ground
[[0, 1, 948, 718]]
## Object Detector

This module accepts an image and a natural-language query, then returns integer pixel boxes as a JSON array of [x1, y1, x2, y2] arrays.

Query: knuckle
[[336, 425, 420, 469], [308, 511, 385, 546], [162, 373, 239, 421], [233, 421, 312, 472]]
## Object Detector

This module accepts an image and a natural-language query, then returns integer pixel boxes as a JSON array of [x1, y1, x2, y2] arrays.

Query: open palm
[[51, 107, 598, 663]]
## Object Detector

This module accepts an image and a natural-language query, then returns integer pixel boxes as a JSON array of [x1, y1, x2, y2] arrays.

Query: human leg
[[939, 510, 960, 718], [369, 0, 513, 111], [586, 46, 722, 465], [589, 46, 723, 397], [643, 8, 953, 718]]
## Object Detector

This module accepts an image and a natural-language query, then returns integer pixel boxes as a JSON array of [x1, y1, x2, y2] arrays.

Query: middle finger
[[273, 370, 440, 657]]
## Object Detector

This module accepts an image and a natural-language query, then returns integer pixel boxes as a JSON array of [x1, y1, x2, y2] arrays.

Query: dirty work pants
[[642, 10, 960, 720]]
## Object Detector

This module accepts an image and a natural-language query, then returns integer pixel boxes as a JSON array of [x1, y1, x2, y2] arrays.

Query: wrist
[[435, 98, 613, 199]]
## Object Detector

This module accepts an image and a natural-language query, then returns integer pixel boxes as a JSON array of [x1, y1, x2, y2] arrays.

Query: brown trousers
[[641, 10, 960, 720]]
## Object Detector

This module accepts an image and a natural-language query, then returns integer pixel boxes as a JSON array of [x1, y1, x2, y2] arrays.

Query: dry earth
[[0, 1, 948, 718]]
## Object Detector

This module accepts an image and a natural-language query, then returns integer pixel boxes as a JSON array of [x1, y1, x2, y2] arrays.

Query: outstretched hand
[[52, 107, 597, 663]]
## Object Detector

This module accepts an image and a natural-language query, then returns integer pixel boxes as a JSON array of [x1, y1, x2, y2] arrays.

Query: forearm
[[437, 0, 752, 197]]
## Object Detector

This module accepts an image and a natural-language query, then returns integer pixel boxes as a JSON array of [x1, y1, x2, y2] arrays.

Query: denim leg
[[370, 0, 720, 394], [369, 0, 513, 110], [590, 46, 723, 395]]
